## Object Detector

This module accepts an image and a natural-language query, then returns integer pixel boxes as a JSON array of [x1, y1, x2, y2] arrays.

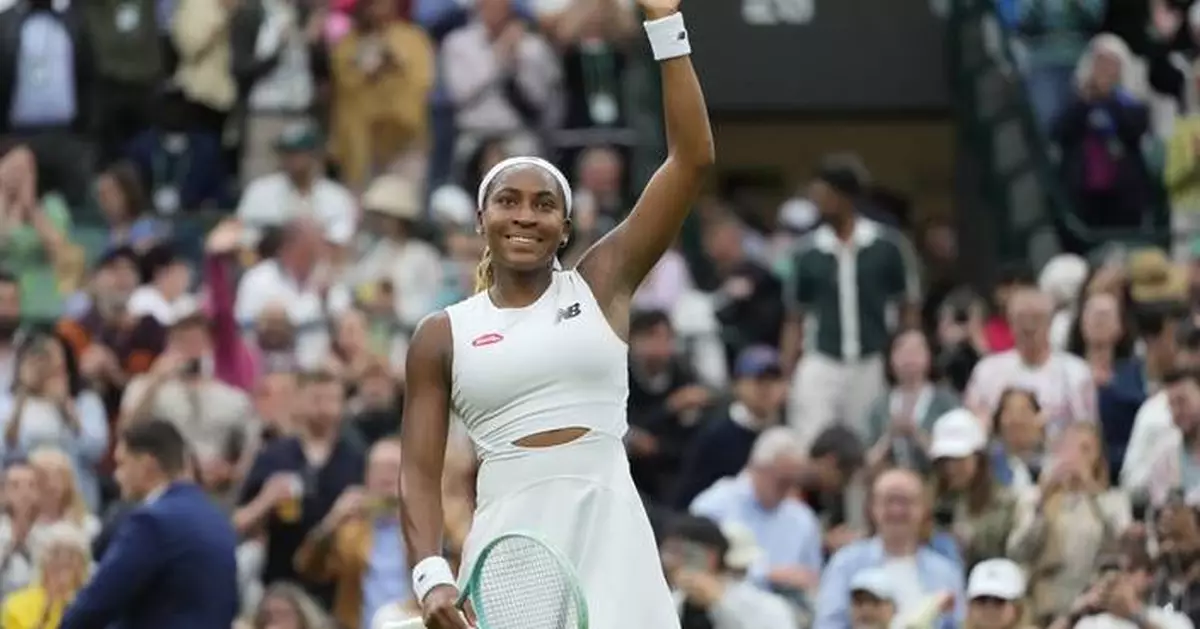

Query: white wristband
[[643, 12, 691, 62], [412, 556, 456, 603]]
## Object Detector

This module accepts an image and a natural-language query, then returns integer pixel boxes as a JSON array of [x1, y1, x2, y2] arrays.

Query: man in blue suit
[[60, 419, 239, 629]]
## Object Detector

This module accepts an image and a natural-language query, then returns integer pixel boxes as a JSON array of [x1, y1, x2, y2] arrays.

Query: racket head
[[460, 531, 589, 629]]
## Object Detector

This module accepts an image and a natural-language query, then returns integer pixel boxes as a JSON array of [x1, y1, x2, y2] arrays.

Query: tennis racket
[[386, 532, 589, 629]]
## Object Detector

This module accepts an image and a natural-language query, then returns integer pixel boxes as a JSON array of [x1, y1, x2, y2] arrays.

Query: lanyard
[[578, 39, 618, 125], [150, 142, 191, 189]]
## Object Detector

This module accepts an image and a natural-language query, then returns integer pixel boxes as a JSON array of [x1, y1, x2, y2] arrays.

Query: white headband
[[476, 156, 574, 216]]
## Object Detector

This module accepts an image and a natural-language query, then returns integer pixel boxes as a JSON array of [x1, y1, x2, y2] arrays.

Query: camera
[[933, 502, 955, 528], [941, 288, 979, 324], [182, 359, 202, 377]]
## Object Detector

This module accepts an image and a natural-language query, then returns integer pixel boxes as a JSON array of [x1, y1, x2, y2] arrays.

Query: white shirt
[[632, 249, 693, 314], [671, 579, 799, 629], [127, 286, 196, 326], [350, 238, 444, 328], [236, 173, 357, 246], [234, 259, 352, 369], [1075, 609, 1194, 629], [144, 483, 169, 505], [120, 375, 255, 462], [248, 0, 313, 113], [530, 0, 632, 15], [441, 22, 563, 135], [880, 556, 926, 621], [1120, 391, 1181, 492], [964, 349, 1097, 444]]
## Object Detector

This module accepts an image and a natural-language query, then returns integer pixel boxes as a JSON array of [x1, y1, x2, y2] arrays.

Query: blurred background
[[3, 0, 1200, 628]]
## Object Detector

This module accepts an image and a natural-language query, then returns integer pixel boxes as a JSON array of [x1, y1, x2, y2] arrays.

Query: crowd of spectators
[[997, 0, 1200, 257], [3, 1, 1200, 629]]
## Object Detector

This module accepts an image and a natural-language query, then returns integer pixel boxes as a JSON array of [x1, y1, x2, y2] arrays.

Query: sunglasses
[[851, 592, 890, 605], [970, 596, 1011, 606]]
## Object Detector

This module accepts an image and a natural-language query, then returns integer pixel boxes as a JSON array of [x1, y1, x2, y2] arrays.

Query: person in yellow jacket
[[1, 523, 92, 629], [329, 0, 436, 191]]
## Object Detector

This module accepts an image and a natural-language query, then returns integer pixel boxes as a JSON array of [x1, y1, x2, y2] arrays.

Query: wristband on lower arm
[[643, 12, 691, 61], [412, 555, 456, 602]]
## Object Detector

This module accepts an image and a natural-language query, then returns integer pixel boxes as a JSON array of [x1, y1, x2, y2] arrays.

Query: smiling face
[[478, 164, 570, 272]]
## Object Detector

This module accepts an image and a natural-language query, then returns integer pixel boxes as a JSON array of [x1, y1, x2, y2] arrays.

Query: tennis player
[[398, 0, 712, 626]]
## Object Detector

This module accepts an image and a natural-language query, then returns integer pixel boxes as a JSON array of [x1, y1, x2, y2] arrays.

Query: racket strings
[[473, 537, 582, 629]]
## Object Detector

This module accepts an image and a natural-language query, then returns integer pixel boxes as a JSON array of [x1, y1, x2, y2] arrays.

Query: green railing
[[945, 0, 1170, 266]]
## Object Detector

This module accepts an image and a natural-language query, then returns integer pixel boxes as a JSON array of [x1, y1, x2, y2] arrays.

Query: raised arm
[[577, 0, 714, 332], [400, 313, 470, 629]]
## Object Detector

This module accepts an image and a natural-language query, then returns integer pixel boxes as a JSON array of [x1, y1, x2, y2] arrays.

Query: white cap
[[929, 408, 988, 459], [967, 559, 1026, 601], [1038, 253, 1089, 307], [849, 568, 894, 601], [429, 184, 475, 227], [778, 197, 819, 232], [128, 288, 205, 327]]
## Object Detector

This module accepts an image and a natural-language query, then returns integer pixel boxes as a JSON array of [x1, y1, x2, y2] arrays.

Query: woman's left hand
[[674, 569, 725, 607]]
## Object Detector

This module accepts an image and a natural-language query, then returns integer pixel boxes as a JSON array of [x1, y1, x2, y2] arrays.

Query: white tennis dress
[[445, 269, 680, 629]]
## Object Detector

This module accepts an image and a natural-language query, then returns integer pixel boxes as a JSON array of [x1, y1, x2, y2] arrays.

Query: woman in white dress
[[398, 0, 712, 625]]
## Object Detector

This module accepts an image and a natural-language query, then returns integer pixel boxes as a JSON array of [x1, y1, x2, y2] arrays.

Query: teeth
[[510, 236, 535, 243]]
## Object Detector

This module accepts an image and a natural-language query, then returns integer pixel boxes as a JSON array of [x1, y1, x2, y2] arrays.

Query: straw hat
[[362, 175, 421, 221], [1128, 247, 1187, 303]]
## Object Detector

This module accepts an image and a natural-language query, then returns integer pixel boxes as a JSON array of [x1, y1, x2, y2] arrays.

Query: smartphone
[[933, 502, 956, 528]]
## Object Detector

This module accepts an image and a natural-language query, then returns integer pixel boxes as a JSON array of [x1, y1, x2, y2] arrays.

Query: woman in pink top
[[202, 221, 261, 391]]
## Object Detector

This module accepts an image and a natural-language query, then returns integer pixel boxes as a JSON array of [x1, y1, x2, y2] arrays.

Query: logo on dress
[[471, 332, 505, 347], [556, 302, 582, 323]]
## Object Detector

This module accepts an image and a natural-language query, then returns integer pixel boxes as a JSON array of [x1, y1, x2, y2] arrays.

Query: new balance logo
[[556, 302, 582, 323]]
